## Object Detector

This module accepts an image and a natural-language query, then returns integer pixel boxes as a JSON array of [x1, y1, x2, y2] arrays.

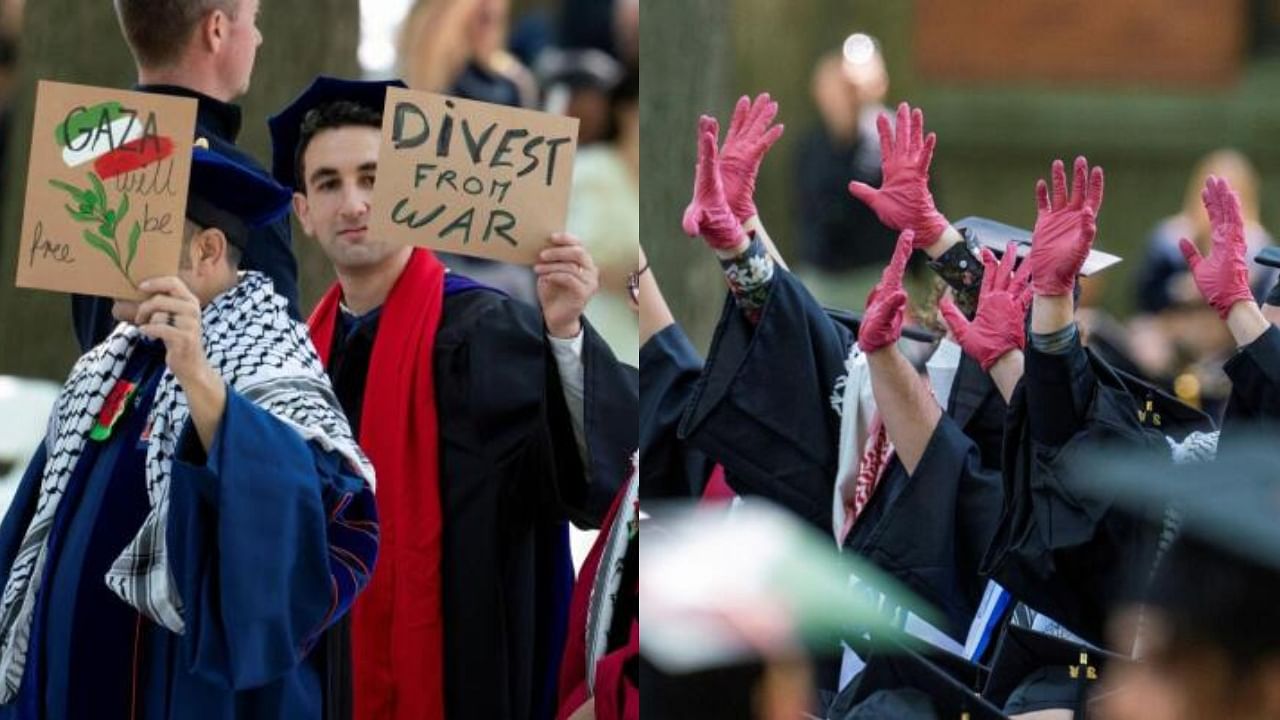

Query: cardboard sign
[[16, 80, 197, 299], [369, 88, 579, 265]]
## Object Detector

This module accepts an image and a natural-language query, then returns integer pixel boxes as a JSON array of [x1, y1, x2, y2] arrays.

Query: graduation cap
[[1255, 246, 1280, 269], [982, 624, 1126, 717], [267, 75, 407, 190], [953, 216, 1122, 277], [186, 147, 291, 250], [829, 639, 1007, 720], [1111, 367, 1216, 440], [1071, 433, 1280, 664]]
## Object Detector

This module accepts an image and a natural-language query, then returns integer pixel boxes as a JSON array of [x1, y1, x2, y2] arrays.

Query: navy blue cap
[[187, 146, 292, 248], [267, 75, 407, 190]]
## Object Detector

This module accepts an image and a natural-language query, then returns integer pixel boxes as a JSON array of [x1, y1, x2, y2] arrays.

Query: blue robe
[[0, 340, 376, 719]]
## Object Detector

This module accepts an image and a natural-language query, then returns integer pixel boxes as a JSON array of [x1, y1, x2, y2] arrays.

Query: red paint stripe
[[93, 136, 174, 180]]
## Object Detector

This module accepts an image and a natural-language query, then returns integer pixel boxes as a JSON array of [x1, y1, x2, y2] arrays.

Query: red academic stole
[[309, 248, 447, 720]]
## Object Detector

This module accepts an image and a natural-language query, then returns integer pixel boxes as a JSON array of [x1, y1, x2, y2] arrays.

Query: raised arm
[[939, 243, 1034, 403]]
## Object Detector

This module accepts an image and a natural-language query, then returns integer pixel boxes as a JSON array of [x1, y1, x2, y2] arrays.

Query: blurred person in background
[[794, 38, 900, 312], [1128, 150, 1276, 414], [399, 0, 537, 108], [567, 70, 639, 365], [399, 0, 543, 304]]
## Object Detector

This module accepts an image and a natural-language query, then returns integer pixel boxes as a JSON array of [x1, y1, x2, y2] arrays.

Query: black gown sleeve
[[678, 268, 853, 533], [640, 323, 714, 500], [1223, 324, 1280, 428], [980, 339, 1165, 646]]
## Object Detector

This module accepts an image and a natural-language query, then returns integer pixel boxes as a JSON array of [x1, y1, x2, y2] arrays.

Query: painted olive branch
[[49, 172, 142, 288]]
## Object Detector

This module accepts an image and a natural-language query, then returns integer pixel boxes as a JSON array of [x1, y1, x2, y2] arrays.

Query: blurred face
[[812, 60, 859, 136], [293, 125, 401, 272], [218, 0, 262, 97], [468, 0, 507, 58]]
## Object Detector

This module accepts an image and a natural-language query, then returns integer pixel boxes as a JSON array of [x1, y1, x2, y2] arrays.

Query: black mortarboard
[[1255, 246, 1280, 269], [953, 216, 1122, 277], [1111, 367, 1216, 440], [186, 147, 291, 250], [267, 75, 407, 190], [829, 640, 1007, 720], [982, 624, 1125, 716], [1072, 433, 1280, 663]]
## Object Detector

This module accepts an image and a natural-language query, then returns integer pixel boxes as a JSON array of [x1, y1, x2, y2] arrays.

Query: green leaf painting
[[49, 170, 140, 288]]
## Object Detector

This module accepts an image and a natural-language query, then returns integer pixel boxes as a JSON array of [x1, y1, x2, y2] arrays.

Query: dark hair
[[294, 100, 383, 194], [604, 69, 638, 142], [113, 0, 239, 68], [181, 219, 243, 271]]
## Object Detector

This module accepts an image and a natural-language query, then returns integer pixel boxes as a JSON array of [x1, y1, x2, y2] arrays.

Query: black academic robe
[[71, 85, 299, 351], [325, 278, 636, 720], [1223, 324, 1280, 428], [640, 323, 715, 502], [980, 340, 1170, 647], [678, 269, 1005, 642]]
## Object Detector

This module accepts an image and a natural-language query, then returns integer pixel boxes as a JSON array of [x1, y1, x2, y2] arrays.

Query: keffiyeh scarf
[[0, 272, 373, 703]]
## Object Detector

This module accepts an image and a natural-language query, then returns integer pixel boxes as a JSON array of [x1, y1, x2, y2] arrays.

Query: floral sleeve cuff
[[719, 233, 775, 325], [927, 227, 983, 318]]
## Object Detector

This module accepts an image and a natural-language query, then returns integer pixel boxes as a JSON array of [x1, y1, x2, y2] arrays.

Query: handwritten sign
[[16, 80, 196, 299], [369, 88, 579, 265]]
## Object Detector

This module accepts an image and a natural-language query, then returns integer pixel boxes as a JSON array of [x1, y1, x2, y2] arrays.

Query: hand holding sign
[[17, 81, 196, 299], [536, 232, 599, 338], [370, 88, 580, 265]]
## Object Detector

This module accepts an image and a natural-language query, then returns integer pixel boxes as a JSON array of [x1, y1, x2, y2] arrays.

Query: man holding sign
[[70, 0, 301, 352], [269, 76, 637, 720], [0, 147, 378, 718]]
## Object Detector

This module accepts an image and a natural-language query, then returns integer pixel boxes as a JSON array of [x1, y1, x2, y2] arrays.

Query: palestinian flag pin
[[90, 379, 139, 441]]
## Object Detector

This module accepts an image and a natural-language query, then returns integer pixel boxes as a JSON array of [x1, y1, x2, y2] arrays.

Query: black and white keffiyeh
[[0, 271, 373, 703]]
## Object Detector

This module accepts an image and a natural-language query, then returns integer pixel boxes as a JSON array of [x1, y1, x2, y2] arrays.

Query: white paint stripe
[[60, 117, 144, 168]]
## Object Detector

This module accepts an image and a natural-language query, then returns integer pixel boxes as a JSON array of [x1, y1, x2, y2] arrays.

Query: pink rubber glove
[[940, 243, 1034, 371], [1179, 175, 1255, 319], [719, 93, 786, 223], [847, 102, 949, 248], [1028, 156, 1104, 296], [681, 116, 745, 251], [858, 230, 915, 354]]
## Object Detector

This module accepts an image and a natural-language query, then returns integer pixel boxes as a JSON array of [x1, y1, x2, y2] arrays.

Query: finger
[[887, 230, 914, 282], [1068, 156, 1087, 210], [895, 102, 910, 158], [909, 107, 924, 155], [1086, 165, 1105, 213], [539, 245, 592, 266], [1080, 206, 1098, 247], [681, 205, 703, 237], [1012, 248, 1034, 294], [1201, 176, 1220, 229], [883, 290, 908, 324], [918, 132, 937, 173], [1050, 159, 1067, 210], [876, 112, 894, 156], [547, 231, 581, 246], [1035, 179, 1051, 215], [136, 294, 196, 325], [979, 247, 998, 297], [753, 123, 785, 156], [747, 97, 779, 140], [138, 322, 184, 344], [726, 95, 750, 141], [695, 126, 721, 195], [138, 276, 198, 304], [1019, 282, 1034, 309], [848, 180, 877, 206], [539, 271, 594, 295], [533, 262, 588, 277], [1178, 237, 1203, 272], [999, 241, 1018, 286], [938, 295, 969, 340]]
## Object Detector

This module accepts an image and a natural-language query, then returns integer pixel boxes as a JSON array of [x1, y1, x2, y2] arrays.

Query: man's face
[[293, 125, 399, 271], [220, 0, 262, 97]]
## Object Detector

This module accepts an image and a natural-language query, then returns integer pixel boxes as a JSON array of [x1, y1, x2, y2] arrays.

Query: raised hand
[[857, 230, 914, 354], [681, 115, 746, 251], [1028, 156, 1104, 296], [1179, 175, 1255, 319], [940, 243, 1034, 371], [847, 102, 949, 248], [719, 93, 785, 223]]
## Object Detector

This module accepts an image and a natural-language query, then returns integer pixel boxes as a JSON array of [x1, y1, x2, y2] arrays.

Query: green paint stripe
[[54, 102, 126, 148]]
